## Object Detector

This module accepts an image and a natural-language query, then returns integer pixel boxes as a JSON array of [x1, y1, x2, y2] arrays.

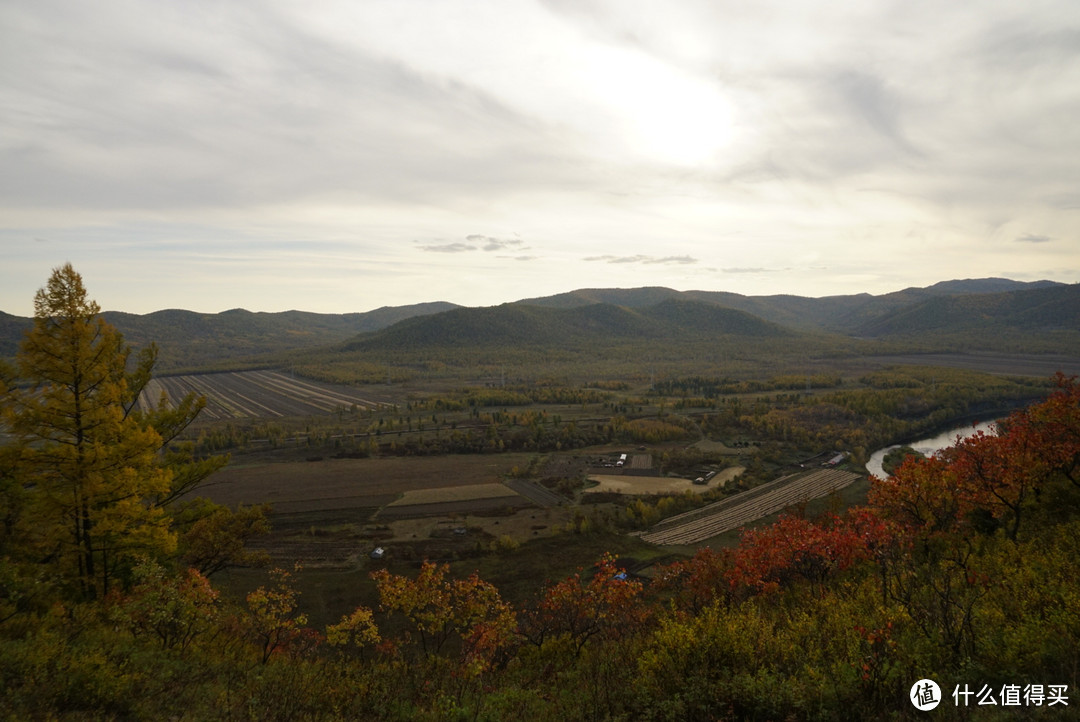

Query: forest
[[2, 266, 1079, 720]]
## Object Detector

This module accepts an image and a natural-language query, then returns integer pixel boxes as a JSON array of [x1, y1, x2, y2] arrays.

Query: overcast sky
[[2, 0, 1079, 315]]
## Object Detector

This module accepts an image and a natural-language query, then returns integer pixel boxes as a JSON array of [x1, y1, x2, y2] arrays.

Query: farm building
[[823, 452, 848, 467]]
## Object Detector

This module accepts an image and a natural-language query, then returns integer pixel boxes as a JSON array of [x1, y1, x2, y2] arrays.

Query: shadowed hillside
[[341, 299, 791, 352], [3, 279, 1076, 371], [855, 283, 1080, 336], [0, 302, 459, 370], [518, 278, 1064, 332]]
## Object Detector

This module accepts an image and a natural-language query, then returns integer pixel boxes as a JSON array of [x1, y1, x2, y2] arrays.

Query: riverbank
[[867, 418, 1000, 480]]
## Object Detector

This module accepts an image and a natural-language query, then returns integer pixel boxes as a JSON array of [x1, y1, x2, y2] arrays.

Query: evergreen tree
[[3, 265, 217, 598]]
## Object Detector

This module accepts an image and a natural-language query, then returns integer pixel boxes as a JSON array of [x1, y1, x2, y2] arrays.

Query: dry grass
[[388, 483, 520, 506], [585, 465, 746, 495], [586, 474, 708, 495], [690, 439, 743, 455], [713, 466, 746, 487]]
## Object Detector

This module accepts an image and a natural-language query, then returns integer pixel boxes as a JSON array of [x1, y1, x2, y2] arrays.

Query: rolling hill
[[517, 278, 1065, 332], [3, 279, 1077, 370], [853, 283, 1080, 337], [0, 302, 460, 370], [340, 298, 792, 353]]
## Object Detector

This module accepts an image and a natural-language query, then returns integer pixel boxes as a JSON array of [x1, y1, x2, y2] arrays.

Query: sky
[[2, 0, 1079, 316]]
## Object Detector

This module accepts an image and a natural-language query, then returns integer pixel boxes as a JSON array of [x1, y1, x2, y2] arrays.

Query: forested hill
[[341, 298, 791, 352], [853, 282, 1080, 336], [517, 278, 1066, 332], [2, 278, 1077, 369], [0, 302, 459, 370]]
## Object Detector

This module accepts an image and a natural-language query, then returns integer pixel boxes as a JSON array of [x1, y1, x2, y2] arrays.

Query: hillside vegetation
[[855, 283, 1080, 336], [2, 278, 1076, 373], [0, 302, 459, 371], [342, 298, 791, 352]]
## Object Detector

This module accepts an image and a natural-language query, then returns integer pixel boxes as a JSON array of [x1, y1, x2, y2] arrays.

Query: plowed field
[[138, 370, 397, 419], [640, 468, 861, 545]]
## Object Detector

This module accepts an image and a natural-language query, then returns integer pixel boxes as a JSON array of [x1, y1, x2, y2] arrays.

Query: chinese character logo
[[911, 679, 942, 711]]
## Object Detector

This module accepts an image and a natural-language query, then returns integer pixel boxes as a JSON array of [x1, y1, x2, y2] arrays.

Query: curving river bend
[[866, 419, 1000, 480]]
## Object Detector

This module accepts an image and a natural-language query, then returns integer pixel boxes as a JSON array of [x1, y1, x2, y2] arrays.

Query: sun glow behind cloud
[[578, 44, 736, 166], [290, 0, 735, 169], [1, 0, 1078, 314]]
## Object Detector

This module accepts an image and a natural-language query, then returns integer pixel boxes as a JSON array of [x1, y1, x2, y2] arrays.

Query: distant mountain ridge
[[1, 278, 1074, 369], [516, 278, 1065, 331], [853, 283, 1080, 337], [0, 302, 460, 370], [342, 298, 791, 352]]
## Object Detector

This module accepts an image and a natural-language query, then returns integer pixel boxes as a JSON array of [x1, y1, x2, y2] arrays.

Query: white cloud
[[418, 242, 476, 254], [466, 235, 527, 251], [584, 254, 698, 265], [2, 0, 1079, 314]]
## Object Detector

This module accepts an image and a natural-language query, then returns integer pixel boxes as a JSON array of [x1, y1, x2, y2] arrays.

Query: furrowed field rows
[[640, 468, 861, 546], [137, 370, 396, 419]]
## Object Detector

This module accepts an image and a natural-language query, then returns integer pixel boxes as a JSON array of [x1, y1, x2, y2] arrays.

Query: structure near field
[[639, 468, 861, 545]]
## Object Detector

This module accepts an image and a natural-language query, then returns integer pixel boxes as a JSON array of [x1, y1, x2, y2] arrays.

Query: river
[[866, 419, 1000, 480]]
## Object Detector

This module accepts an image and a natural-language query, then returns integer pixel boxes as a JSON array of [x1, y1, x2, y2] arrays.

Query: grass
[[387, 483, 520, 506]]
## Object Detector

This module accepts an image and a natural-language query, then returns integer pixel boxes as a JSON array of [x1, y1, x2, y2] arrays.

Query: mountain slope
[[856, 283, 1080, 337], [3, 279, 1074, 370], [342, 298, 792, 352], [516, 287, 684, 309], [0, 311, 30, 359], [0, 302, 460, 370], [518, 278, 1064, 332]]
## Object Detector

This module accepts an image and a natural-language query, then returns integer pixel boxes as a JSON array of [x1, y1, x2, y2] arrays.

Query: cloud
[[418, 242, 476, 253], [584, 254, 697, 265], [417, 235, 530, 254], [466, 234, 526, 251], [3, 1, 1080, 314], [644, 255, 697, 265]]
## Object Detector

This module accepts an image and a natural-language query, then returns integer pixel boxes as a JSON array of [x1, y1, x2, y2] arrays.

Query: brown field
[[192, 453, 537, 515], [586, 474, 711, 496], [140, 369, 400, 419], [690, 439, 743, 455], [584, 466, 743, 496], [387, 483, 521, 506], [861, 353, 1080, 377]]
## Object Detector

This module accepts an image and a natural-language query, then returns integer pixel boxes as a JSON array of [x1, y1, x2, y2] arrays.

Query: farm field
[[856, 352, 1080, 378], [387, 483, 521, 507], [138, 369, 399, 419], [640, 468, 861, 546], [587, 475, 710, 496], [193, 453, 537, 516], [196, 453, 570, 568], [585, 465, 746, 496]]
